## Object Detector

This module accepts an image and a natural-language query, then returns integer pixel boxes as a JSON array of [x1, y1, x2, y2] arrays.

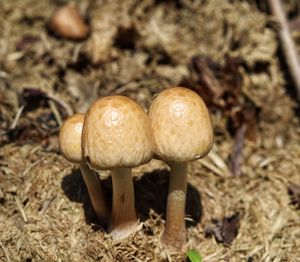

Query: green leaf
[[186, 249, 202, 262]]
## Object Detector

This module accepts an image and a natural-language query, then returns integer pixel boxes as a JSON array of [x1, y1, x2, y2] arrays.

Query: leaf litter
[[204, 213, 240, 246], [0, 0, 300, 261]]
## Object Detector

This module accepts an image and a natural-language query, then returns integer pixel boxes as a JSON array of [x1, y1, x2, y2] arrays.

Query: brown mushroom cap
[[59, 113, 85, 163], [48, 4, 89, 40], [148, 87, 213, 162], [82, 96, 154, 170]]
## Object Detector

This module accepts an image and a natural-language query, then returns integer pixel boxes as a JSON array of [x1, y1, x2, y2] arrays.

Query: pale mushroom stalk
[[109, 168, 137, 239], [79, 163, 110, 225], [148, 87, 213, 251], [162, 162, 187, 248], [59, 113, 110, 227]]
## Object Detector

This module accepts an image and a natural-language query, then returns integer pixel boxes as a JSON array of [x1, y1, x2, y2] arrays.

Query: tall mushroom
[[59, 113, 110, 226], [148, 87, 213, 251], [82, 96, 154, 240]]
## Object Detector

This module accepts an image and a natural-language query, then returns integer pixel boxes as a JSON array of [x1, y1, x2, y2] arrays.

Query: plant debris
[[229, 124, 247, 177], [20, 88, 72, 116], [0, 0, 300, 261], [183, 55, 243, 110], [184, 55, 259, 137], [288, 182, 300, 209], [48, 4, 89, 41], [184, 55, 259, 176], [204, 213, 240, 246]]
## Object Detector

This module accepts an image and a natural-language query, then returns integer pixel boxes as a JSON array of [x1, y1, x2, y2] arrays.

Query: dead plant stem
[[268, 0, 300, 101]]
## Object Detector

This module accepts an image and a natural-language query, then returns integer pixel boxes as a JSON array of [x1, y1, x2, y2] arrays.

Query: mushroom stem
[[109, 167, 138, 239], [162, 161, 188, 251], [79, 163, 110, 226]]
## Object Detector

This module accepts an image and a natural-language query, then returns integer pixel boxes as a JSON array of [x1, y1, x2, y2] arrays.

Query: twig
[[48, 100, 63, 127], [208, 150, 231, 174], [22, 158, 44, 178], [268, 0, 300, 100], [21, 88, 73, 117], [10, 104, 25, 129], [39, 196, 56, 215], [0, 241, 11, 262], [198, 158, 230, 177], [15, 196, 28, 222], [46, 92, 73, 117], [230, 124, 247, 177]]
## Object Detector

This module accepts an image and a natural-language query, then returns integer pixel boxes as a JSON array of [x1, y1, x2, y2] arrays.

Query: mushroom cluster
[[59, 87, 213, 251]]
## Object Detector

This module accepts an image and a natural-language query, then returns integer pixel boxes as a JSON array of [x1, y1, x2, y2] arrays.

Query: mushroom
[[48, 4, 89, 40], [148, 87, 213, 251], [82, 96, 154, 240], [59, 113, 110, 226]]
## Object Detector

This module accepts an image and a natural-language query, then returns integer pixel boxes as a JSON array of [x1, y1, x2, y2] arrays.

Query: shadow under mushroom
[[61, 168, 202, 230]]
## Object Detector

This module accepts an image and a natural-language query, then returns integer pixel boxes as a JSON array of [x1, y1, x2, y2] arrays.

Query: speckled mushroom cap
[[82, 96, 154, 170], [59, 113, 85, 164], [148, 87, 213, 162]]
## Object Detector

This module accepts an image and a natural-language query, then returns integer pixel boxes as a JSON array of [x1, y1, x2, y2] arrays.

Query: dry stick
[[230, 124, 247, 177], [48, 100, 63, 127], [268, 0, 300, 100], [10, 104, 25, 129], [15, 196, 27, 222], [0, 241, 11, 262], [46, 92, 73, 117]]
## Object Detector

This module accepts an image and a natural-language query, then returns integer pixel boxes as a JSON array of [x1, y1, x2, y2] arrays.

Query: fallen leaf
[[288, 183, 300, 209], [221, 213, 240, 245], [183, 55, 243, 111], [229, 103, 258, 141], [16, 35, 39, 51], [205, 213, 240, 246], [191, 56, 225, 100]]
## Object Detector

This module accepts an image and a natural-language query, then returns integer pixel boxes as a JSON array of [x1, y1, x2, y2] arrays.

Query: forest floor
[[0, 0, 300, 261]]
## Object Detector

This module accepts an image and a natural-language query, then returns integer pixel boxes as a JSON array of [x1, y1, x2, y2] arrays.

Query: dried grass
[[0, 0, 300, 261]]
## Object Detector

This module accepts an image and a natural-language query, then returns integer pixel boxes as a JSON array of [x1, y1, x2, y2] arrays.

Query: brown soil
[[0, 0, 300, 261]]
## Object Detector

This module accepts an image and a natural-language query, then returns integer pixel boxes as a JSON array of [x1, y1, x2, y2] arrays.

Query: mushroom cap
[[148, 87, 213, 162], [48, 4, 89, 40], [82, 96, 154, 170], [59, 113, 85, 164]]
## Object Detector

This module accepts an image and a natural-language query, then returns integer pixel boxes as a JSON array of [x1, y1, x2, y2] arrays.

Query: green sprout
[[186, 249, 202, 262]]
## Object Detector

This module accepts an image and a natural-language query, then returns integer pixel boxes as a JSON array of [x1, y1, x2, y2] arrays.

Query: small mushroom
[[148, 87, 213, 251], [82, 96, 154, 240], [59, 113, 109, 226], [48, 4, 89, 40]]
